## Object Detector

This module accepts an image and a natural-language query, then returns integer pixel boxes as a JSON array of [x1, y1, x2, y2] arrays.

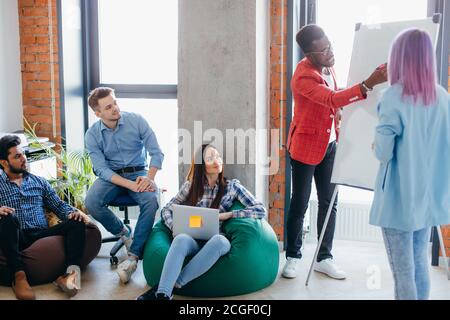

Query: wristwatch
[[361, 81, 373, 92]]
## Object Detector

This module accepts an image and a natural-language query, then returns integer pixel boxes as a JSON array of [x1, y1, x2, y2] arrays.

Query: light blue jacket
[[369, 84, 450, 231]]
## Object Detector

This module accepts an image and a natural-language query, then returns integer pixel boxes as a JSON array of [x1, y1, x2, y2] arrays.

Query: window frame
[[80, 0, 180, 197], [84, 0, 178, 106]]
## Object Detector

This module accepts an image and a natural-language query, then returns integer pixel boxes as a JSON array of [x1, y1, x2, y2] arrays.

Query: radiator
[[307, 200, 383, 243]]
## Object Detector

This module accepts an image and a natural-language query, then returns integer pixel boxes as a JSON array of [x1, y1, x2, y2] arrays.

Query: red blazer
[[286, 58, 366, 165]]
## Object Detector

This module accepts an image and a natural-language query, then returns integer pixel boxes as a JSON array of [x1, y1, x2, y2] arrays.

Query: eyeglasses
[[204, 155, 222, 163], [307, 44, 333, 56]]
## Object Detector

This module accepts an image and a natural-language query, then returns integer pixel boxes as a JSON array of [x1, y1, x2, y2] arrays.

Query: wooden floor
[[1, 222, 449, 300]]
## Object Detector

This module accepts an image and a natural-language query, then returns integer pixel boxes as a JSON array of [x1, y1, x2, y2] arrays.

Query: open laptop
[[172, 204, 220, 240]]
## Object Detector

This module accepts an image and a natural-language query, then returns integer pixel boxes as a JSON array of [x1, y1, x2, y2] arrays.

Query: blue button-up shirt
[[0, 170, 75, 230], [85, 112, 164, 182]]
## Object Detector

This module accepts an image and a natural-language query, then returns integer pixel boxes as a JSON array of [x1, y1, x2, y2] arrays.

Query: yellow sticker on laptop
[[189, 216, 202, 228]]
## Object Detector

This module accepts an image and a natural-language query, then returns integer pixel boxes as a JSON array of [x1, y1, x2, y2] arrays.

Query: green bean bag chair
[[142, 202, 279, 297]]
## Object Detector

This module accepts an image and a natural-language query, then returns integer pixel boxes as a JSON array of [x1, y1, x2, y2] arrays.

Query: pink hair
[[388, 28, 437, 106]]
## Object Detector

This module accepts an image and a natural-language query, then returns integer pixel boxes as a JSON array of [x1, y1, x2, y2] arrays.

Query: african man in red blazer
[[282, 25, 387, 280]]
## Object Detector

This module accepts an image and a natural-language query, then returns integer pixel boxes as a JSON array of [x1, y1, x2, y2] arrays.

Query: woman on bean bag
[[137, 143, 266, 300]]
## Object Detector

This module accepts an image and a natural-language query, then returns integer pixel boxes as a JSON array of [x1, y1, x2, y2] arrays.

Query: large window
[[97, 0, 177, 85], [87, 0, 179, 202]]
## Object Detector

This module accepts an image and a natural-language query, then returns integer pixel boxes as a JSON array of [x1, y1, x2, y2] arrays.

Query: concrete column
[[179, 0, 269, 202]]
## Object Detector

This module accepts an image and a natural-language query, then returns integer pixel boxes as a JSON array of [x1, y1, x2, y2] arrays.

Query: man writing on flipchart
[[282, 24, 387, 280]]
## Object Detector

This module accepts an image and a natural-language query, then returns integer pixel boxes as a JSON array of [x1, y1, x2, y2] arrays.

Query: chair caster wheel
[[110, 256, 119, 265]]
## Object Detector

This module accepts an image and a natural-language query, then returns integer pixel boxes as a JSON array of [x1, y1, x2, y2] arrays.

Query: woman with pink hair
[[370, 28, 450, 300]]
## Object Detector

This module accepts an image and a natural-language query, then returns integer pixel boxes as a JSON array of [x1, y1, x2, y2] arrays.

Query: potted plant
[[24, 120, 96, 214]]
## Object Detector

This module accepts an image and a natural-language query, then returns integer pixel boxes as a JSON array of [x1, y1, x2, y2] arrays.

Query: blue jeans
[[157, 233, 231, 297], [382, 227, 430, 300], [84, 170, 159, 258]]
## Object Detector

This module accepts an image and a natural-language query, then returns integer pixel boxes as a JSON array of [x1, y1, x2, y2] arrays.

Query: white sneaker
[[281, 257, 301, 279], [314, 258, 347, 280], [117, 258, 137, 284]]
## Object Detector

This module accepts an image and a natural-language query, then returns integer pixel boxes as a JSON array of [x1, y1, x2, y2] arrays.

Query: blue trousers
[[157, 233, 231, 297], [84, 170, 159, 258], [382, 227, 430, 300]]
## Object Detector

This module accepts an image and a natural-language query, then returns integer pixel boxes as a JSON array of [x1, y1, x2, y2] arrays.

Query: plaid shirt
[[0, 170, 75, 230], [161, 178, 266, 230]]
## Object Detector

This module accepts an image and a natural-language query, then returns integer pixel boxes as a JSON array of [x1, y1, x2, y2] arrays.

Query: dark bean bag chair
[[0, 223, 102, 286], [142, 202, 279, 297]]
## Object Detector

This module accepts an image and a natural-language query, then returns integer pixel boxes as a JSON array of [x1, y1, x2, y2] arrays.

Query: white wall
[[0, 1, 23, 132]]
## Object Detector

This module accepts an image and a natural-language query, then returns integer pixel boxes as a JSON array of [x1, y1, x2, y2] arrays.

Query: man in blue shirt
[[0, 135, 90, 300], [84, 87, 164, 284]]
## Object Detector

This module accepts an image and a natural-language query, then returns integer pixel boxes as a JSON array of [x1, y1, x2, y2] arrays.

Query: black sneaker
[[156, 293, 172, 300], [136, 285, 158, 300]]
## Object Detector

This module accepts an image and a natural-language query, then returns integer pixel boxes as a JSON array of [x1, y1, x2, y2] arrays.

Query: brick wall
[[18, 0, 61, 144], [442, 226, 450, 257], [269, 0, 288, 241]]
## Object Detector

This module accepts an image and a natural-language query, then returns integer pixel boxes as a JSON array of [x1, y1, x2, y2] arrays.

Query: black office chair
[[102, 194, 138, 265]]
